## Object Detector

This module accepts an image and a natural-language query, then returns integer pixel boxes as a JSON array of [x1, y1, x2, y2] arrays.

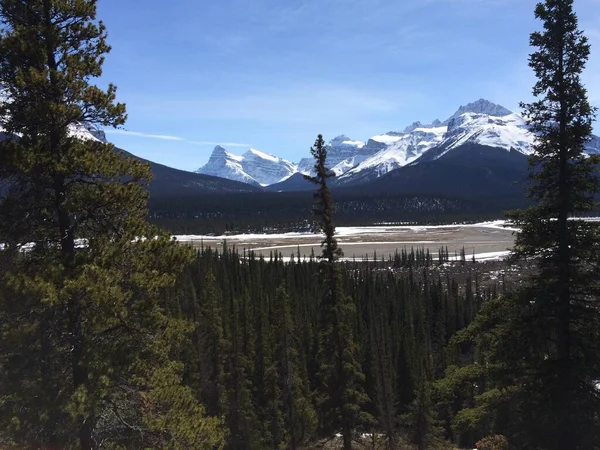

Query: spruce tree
[[0, 1, 223, 448], [197, 271, 228, 418], [305, 134, 371, 449], [450, 1, 600, 448], [507, 0, 600, 448], [272, 285, 318, 449]]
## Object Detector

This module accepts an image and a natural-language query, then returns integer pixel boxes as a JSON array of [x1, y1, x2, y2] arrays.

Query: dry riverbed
[[175, 221, 518, 262]]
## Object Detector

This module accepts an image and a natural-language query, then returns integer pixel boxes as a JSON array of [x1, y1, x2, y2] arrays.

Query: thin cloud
[[105, 129, 249, 148], [105, 129, 184, 141]]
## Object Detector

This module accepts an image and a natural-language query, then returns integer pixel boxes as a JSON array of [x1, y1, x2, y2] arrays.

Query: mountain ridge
[[197, 97, 600, 189]]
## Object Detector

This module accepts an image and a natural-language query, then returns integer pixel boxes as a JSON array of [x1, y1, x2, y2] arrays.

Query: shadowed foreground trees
[[0, 0, 223, 448], [441, 1, 600, 449]]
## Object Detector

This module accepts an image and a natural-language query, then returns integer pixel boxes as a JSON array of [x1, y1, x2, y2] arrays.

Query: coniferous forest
[[0, 0, 599, 449]]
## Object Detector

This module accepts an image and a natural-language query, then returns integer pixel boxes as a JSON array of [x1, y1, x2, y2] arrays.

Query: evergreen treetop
[[0, 1, 224, 448]]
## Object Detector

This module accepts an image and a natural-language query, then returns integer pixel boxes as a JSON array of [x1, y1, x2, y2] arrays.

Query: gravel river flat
[[176, 221, 518, 261]]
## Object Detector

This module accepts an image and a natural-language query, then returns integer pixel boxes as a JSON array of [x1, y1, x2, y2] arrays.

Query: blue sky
[[97, 0, 600, 171]]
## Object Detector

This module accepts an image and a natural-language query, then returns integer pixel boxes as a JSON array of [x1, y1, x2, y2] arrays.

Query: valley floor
[[175, 220, 517, 261]]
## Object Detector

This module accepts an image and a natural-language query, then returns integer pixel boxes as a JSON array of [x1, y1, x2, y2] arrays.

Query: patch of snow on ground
[[449, 251, 511, 262], [174, 220, 521, 242]]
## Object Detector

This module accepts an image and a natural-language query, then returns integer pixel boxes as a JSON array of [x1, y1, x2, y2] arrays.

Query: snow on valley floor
[[175, 221, 518, 262]]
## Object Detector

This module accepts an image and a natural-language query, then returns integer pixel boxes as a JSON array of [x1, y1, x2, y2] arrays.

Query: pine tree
[[0, 1, 223, 448], [272, 285, 317, 449], [197, 271, 228, 417], [402, 378, 445, 450], [304, 134, 342, 265], [447, 1, 600, 448], [504, 0, 600, 448], [222, 292, 262, 450], [305, 134, 372, 449]]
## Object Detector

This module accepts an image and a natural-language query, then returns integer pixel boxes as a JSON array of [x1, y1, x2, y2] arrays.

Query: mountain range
[[195, 98, 600, 191], [4, 97, 599, 226]]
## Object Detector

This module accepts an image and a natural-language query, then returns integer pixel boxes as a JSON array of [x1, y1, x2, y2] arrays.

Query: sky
[[96, 0, 600, 171]]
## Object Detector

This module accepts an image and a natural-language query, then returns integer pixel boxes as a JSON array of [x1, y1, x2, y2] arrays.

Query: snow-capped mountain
[[445, 98, 513, 121], [77, 122, 108, 142], [336, 125, 447, 184], [441, 111, 533, 154], [241, 148, 298, 185], [334, 99, 536, 185], [197, 146, 297, 187], [195, 98, 600, 189], [297, 135, 369, 175], [333, 98, 596, 186]]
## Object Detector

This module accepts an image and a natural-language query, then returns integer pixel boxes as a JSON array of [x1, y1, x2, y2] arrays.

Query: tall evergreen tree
[[0, 1, 223, 448], [197, 271, 228, 417], [305, 134, 371, 450], [449, 1, 600, 448], [508, 0, 600, 448], [272, 285, 318, 449]]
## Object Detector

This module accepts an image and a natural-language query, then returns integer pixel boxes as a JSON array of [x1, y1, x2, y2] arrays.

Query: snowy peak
[[447, 99, 513, 122], [329, 135, 352, 146], [440, 112, 533, 156], [204, 145, 243, 165], [328, 135, 366, 151], [212, 145, 228, 155], [299, 135, 368, 174], [240, 148, 297, 184], [335, 100, 530, 185], [197, 146, 257, 186], [79, 122, 108, 143], [195, 97, 599, 188], [403, 119, 442, 133], [337, 126, 447, 184], [197, 145, 296, 187], [403, 121, 423, 133], [243, 148, 280, 162]]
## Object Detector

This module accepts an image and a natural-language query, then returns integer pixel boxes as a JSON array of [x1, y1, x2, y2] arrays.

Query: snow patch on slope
[[441, 112, 534, 156], [338, 126, 447, 182], [298, 135, 368, 175], [197, 145, 297, 186]]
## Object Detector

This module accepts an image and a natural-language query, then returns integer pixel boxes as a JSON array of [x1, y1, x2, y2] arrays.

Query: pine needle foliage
[[443, 1, 600, 448], [0, 1, 224, 448], [305, 134, 372, 450]]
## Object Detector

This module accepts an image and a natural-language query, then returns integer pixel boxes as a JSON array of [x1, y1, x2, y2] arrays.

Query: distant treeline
[[148, 190, 526, 235]]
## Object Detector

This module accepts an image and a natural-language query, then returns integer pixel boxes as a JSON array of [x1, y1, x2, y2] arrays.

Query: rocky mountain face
[[296, 135, 372, 175], [197, 146, 297, 187]]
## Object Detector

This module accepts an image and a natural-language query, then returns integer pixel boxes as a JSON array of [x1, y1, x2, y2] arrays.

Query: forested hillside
[[0, 0, 599, 449], [169, 245, 501, 449]]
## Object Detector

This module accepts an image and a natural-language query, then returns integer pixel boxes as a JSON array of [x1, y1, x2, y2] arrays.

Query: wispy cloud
[[105, 129, 249, 147], [105, 129, 184, 141]]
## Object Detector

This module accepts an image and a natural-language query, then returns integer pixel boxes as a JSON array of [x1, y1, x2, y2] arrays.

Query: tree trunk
[[555, 6, 572, 448], [343, 424, 353, 450], [42, 0, 93, 446]]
